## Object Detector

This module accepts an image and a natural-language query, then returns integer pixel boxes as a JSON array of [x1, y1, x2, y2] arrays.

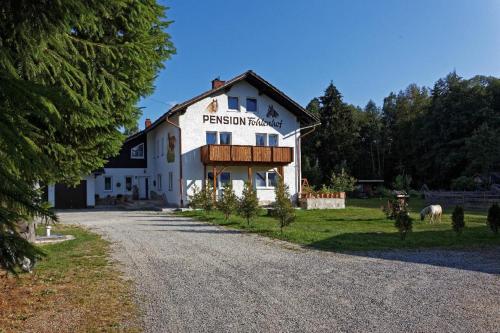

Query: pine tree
[[394, 211, 413, 240], [451, 206, 465, 235], [0, 0, 175, 273], [216, 183, 238, 221], [487, 204, 500, 235], [316, 83, 358, 184], [190, 182, 214, 212], [330, 168, 357, 192], [273, 179, 295, 233], [238, 182, 259, 225]]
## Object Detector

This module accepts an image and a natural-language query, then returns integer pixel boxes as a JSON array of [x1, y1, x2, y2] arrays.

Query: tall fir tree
[[0, 0, 175, 272], [316, 83, 358, 184], [301, 98, 322, 186]]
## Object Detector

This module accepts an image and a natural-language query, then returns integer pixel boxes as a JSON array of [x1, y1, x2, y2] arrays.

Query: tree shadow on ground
[[151, 229, 243, 234], [308, 231, 500, 274], [323, 217, 387, 222], [140, 223, 209, 227]]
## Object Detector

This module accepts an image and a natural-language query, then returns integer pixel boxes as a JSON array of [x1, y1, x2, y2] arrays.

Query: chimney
[[211, 77, 225, 89], [145, 118, 152, 128]]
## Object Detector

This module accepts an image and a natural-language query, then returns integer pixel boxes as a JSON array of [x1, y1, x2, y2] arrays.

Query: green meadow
[[177, 198, 500, 251]]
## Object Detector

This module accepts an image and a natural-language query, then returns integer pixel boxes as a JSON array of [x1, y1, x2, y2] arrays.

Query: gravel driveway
[[58, 210, 500, 333]]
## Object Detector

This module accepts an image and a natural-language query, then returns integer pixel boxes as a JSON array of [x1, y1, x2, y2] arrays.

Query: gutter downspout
[[296, 122, 321, 197], [166, 115, 184, 207]]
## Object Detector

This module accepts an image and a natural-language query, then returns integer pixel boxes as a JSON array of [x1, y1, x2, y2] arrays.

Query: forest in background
[[302, 72, 500, 190]]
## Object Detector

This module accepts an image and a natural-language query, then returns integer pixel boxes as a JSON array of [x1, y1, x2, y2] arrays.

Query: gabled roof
[[124, 128, 146, 143], [146, 70, 319, 132]]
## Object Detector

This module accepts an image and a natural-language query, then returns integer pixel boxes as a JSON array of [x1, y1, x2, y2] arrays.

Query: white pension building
[[47, 71, 318, 208]]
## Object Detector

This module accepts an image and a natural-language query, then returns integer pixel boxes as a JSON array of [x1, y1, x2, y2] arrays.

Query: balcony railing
[[200, 144, 294, 165]]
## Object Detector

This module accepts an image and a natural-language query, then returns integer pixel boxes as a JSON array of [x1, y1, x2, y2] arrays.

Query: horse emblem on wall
[[167, 132, 176, 163], [266, 105, 279, 118], [206, 99, 218, 113]]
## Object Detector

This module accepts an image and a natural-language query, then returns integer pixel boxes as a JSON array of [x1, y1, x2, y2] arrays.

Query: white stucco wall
[[146, 118, 181, 206], [85, 175, 95, 207], [94, 168, 147, 198], [178, 80, 301, 205], [48, 185, 55, 207]]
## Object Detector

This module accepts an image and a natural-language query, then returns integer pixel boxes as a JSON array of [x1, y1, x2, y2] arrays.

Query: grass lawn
[[177, 197, 500, 251], [0, 225, 140, 333]]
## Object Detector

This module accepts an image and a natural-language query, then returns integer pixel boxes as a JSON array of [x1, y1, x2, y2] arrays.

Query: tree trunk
[[27, 221, 36, 242], [370, 143, 376, 176], [16, 220, 36, 243]]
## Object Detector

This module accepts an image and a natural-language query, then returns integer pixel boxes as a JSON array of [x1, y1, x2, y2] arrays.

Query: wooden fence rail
[[424, 191, 500, 210]]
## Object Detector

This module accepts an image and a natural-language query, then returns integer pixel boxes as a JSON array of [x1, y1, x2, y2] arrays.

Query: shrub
[[188, 184, 202, 209], [189, 183, 214, 211], [487, 203, 500, 234], [238, 181, 259, 225], [273, 179, 296, 233], [394, 211, 413, 240], [216, 183, 238, 221], [383, 196, 408, 220], [451, 206, 465, 235], [319, 184, 332, 194], [330, 168, 357, 192], [377, 185, 393, 198], [393, 174, 412, 192], [451, 176, 476, 191]]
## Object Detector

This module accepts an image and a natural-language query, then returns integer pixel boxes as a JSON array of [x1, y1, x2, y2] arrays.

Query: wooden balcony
[[200, 144, 294, 165]]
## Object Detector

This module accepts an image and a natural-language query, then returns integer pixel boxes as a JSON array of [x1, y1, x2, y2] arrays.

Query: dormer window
[[131, 143, 144, 159], [228, 96, 239, 111], [246, 98, 257, 112]]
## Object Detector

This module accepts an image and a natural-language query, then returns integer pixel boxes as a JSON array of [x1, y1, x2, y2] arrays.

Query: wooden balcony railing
[[200, 144, 294, 165]]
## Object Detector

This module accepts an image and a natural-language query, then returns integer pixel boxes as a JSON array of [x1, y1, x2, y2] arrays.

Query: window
[[228, 96, 239, 110], [256, 133, 267, 146], [268, 134, 279, 147], [207, 172, 215, 188], [161, 137, 165, 156], [131, 143, 144, 159], [256, 134, 278, 146], [104, 176, 113, 192], [267, 172, 278, 187], [125, 176, 132, 192], [219, 132, 232, 145], [255, 172, 278, 188], [156, 138, 159, 158], [255, 172, 267, 187], [207, 172, 231, 189], [219, 172, 231, 188], [206, 131, 217, 144], [157, 174, 162, 190], [168, 172, 173, 191], [246, 98, 257, 112]]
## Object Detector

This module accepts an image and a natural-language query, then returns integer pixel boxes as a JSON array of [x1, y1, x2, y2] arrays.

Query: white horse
[[420, 205, 443, 223]]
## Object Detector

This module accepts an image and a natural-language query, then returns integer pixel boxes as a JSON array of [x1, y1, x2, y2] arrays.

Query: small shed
[[356, 179, 384, 196]]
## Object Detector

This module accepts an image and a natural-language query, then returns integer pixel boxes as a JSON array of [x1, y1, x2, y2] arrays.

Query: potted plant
[[319, 185, 331, 198], [302, 184, 314, 198]]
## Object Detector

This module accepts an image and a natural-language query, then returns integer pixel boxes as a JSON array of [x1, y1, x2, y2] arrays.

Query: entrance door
[[138, 177, 147, 199]]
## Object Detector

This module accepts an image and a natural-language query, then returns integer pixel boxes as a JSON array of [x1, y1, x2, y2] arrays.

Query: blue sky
[[138, 0, 500, 129]]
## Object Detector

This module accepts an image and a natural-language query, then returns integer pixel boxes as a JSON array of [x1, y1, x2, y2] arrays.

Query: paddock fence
[[424, 191, 500, 210]]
